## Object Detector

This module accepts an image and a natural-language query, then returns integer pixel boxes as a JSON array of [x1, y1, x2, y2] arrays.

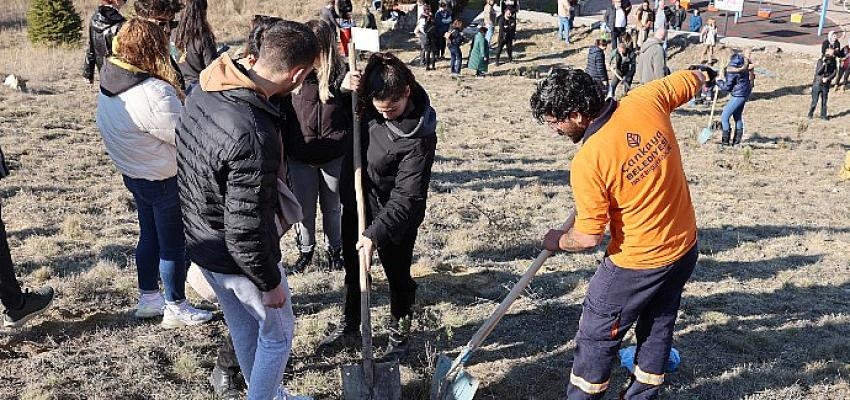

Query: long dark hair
[[357, 52, 422, 116], [173, 0, 215, 53]]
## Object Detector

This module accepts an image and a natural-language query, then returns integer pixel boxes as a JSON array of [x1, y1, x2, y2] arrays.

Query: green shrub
[[26, 0, 83, 46]]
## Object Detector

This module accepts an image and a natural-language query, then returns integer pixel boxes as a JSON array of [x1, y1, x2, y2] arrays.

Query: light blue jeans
[[202, 265, 294, 400], [720, 95, 747, 133], [558, 16, 572, 44], [485, 26, 494, 47]]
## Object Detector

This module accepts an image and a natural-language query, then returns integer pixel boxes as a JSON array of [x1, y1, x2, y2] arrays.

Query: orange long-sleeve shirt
[[570, 70, 701, 268]]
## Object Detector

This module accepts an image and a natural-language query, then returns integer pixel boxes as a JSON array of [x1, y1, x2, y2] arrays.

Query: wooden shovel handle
[[465, 211, 577, 353], [349, 42, 375, 387]]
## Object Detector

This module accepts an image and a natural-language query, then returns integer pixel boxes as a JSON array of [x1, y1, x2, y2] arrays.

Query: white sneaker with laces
[[135, 292, 165, 319], [161, 301, 213, 329], [274, 386, 314, 400]]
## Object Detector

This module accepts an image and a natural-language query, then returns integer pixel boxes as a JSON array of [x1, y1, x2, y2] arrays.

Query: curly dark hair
[[529, 68, 604, 124], [242, 15, 283, 59], [134, 0, 184, 20]]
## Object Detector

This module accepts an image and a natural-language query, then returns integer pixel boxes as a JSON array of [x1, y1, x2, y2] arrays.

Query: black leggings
[[0, 203, 22, 310]]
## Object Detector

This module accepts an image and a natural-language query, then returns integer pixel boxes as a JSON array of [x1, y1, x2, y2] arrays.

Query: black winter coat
[[350, 85, 438, 246], [176, 69, 284, 292], [586, 45, 608, 82], [177, 35, 218, 88], [282, 68, 352, 165], [498, 15, 517, 42], [82, 6, 125, 83], [813, 56, 838, 86]]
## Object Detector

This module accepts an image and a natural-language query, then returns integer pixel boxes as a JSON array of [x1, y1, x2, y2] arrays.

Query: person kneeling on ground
[[318, 52, 438, 360], [176, 20, 319, 400], [530, 65, 714, 399]]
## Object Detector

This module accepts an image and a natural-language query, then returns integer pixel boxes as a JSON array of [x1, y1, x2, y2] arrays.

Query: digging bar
[[340, 42, 402, 400], [698, 86, 720, 145], [429, 211, 577, 400]]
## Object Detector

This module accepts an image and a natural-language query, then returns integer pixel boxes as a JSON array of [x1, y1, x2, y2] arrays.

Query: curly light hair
[[114, 17, 184, 98]]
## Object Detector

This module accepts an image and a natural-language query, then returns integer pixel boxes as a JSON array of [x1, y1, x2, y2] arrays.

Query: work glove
[[688, 64, 717, 87]]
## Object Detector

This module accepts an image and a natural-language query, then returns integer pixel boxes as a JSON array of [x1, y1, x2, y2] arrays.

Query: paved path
[[471, 0, 850, 54]]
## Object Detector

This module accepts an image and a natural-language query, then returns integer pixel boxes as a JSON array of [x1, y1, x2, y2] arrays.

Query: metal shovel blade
[[698, 127, 714, 144], [341, 361, 402, 400], [429, 354, 480, 400]]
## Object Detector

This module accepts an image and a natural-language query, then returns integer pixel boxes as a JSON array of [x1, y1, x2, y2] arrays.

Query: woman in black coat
[[172, 0, 218, 93], [495, 7, 517, 65], [318, 53, 438, 359]]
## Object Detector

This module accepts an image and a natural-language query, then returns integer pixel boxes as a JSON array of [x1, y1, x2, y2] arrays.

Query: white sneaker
[[274, 386, 314, 400], [135, 292, 165, 319], [161, 301, 213, 329]]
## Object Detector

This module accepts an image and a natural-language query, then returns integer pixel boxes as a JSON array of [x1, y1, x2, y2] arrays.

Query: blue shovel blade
[[432, 354, 480, 400], [698, 127, 714, 144]]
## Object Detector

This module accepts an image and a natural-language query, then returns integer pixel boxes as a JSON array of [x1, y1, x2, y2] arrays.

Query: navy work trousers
[[567, 244, 698, 400]]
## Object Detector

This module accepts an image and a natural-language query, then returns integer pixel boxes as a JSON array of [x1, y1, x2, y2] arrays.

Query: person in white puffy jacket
[[95, 17, 212, 328]]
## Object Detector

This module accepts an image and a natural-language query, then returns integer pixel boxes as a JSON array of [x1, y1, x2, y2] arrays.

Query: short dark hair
[[134, 0, 183, 19], [530, 68, 604, 123], [256, 20, 320, 73]]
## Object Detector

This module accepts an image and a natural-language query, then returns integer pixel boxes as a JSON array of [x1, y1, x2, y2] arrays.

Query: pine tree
[[26, 0, 83, 46]]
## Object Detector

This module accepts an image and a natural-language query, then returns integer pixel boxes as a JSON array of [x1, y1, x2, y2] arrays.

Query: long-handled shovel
[[429, 211, 577, 400], [697, 85, 720, 145], [340, 42, 402, 400]]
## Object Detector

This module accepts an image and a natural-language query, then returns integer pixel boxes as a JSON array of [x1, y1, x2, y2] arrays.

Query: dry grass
[[1, 1, 850, 399]]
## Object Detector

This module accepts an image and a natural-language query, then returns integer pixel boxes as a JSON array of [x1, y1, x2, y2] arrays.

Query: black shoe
[[289, 250, 313, 274], [720, 130, 731, 146], [327, 248, 343, 271], [3, 286, 54, 328], [208, 365, 241, 400], [317, 320, 361, 350], [732, 131, 743, 146], [382, 316, 411, 359]]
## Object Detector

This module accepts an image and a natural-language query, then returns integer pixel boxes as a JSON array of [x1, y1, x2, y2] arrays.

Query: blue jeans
[[485, 26, 494, 47], [720, 95, 747, 133], [122, 175, 186, 302], [449, 45, 463, 74], [559, 16, 572, 44], [202, 265, 294, 400]]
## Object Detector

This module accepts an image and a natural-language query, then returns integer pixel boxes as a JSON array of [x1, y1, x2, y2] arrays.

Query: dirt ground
[[1, 0, 849, 399]]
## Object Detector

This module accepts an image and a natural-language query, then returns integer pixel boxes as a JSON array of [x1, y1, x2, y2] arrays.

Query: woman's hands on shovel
[[356, 235, 375, 271]]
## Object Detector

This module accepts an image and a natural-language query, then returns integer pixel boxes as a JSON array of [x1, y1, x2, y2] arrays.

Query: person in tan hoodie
[[175, 20, 319, 400]]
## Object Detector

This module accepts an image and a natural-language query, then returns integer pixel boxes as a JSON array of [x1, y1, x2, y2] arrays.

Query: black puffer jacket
[[357, 85, 438, 246], [586, 45, 608, 83], [176, 55, 282, 292], [83, 6, 125, 83], [282, 69, 352, 165]]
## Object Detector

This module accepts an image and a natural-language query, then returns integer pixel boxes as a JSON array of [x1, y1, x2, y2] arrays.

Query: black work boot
[[2, 286, 54, 328], [208, 365, 241, 400], [732, 129, 743, 146], [382, 315, 412, 359], [721, 130, 731, 146], [327, 248, 343, 271], [289, 250, 313, 274], [316, 317, 361, 351]]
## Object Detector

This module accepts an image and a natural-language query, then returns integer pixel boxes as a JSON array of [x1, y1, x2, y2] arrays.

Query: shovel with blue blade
[[429, 212, 576, 400]]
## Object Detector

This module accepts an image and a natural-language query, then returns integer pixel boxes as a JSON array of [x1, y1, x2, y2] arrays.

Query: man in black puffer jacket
[[82, 0, 127, 84], [176, 21, 319, 400], [586, 39, 610, 96]]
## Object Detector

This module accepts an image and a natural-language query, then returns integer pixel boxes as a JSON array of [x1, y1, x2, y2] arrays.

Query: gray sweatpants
[[288, 156, 343, 253], [202, 265, 294, 400]]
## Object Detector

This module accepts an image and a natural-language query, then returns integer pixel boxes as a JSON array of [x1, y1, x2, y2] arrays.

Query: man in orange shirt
[[529, 66, 715, 399]]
